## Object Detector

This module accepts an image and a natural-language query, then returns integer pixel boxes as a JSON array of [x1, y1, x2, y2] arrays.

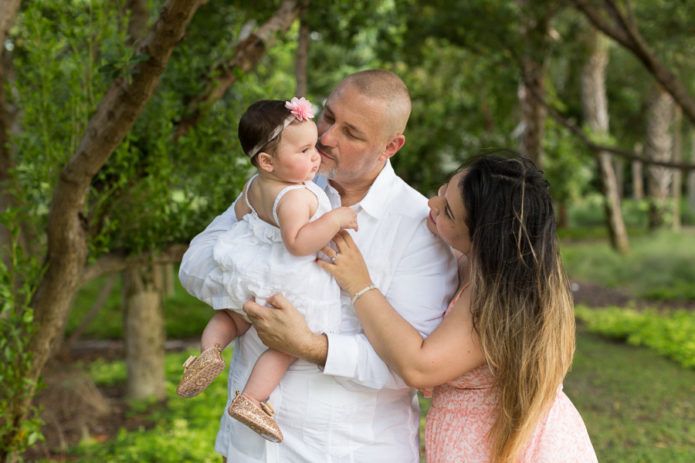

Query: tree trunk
[[518, 58, 546, 169], [2, 1, 206, 456], [0, 0, 22, 272], [689, 132, 695, 213], [581, 29, 629, 253], [571, 0, 695, 128], [515, 0, 550, 169], [632, 143, 644, 200], [671, 105, 682, 231], [294, 12, 309, 97], [163, 263, 175, 297], [122, 265, 166, 400], [645, 87, 674, 230], [126, 0, 149, 43], [613, 157, 624, 199]]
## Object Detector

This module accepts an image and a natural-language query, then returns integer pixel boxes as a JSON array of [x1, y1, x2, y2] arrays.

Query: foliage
[[71, 349, 233, 462], [0, 208, 44, 455], [575, 306, 695, 369]]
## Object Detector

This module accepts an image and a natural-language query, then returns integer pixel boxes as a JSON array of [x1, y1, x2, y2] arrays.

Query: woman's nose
[[428, 196, 441, 216]]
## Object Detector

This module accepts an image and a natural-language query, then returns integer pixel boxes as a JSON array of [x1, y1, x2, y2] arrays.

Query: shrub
[[575, 305, 695, 369]]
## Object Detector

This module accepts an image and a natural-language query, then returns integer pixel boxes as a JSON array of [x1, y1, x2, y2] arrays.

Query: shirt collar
[[315, 160, 397, 219], [355, 160, 395, 218]]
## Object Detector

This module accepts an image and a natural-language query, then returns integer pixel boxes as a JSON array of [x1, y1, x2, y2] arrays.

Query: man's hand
[[243, 294, 329, 366]]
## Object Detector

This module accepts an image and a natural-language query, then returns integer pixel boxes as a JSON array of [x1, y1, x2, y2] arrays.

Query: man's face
[[315, 83, 390, 186]]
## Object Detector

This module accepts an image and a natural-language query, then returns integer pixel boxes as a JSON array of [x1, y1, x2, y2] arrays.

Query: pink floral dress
[[424, 287, 598, 463]]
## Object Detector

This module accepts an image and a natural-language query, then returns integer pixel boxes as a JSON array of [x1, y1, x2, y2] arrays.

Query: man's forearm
[[296, 332, 329, 367]]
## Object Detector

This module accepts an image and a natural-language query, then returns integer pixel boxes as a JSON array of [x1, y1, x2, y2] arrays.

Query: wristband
[[351, 284, 378, 305]]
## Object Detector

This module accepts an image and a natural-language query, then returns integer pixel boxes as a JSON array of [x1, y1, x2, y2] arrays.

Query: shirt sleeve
[[323, 221, 458, 390], [178, 196, 240, 309]]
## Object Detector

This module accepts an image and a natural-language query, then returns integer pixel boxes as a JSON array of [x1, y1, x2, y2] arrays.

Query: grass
[[53, 226, 695, 462], [565, 326, 695, 463], [66, 267, 210, 340], [43, 326, 694, 463], [561, 228, 695, 301], [71, 349, 234, 463]]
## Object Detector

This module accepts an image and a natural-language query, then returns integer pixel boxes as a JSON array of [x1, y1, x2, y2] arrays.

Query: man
[[179, 69, 457, 462]]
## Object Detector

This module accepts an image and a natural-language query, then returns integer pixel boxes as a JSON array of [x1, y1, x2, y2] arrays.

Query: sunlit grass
[[72, 349, 233, 463], [561, 228, 695, 301]]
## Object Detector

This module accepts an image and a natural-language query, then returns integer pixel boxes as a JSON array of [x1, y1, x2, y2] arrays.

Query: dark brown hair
[[238, 100, 293, 164]]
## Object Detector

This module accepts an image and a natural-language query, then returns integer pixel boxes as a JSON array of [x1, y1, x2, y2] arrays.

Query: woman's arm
[[318, 231, 485, 388], [276, 188, 357, 256]]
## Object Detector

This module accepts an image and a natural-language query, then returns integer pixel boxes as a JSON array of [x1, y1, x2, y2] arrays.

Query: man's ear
[[256, 152, 274, 173], [380, 134, 406, 161]]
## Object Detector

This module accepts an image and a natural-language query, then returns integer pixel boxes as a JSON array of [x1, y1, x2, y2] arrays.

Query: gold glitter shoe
[[228, 391, 283, 443], [176, 344, 225, 398]]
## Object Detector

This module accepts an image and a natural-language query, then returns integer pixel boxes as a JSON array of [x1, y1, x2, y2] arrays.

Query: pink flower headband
[[247, 97, 315, 158], [285, 97, 314, 120]]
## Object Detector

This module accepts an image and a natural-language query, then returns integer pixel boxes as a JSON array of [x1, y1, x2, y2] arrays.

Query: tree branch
[[175, 0, 303, 137], [571, 0, 632, 48], [571, 0, 695, 126], [80, 244, 188, 286], [23, 0, 207, 440], [520, 73, 695, 172]]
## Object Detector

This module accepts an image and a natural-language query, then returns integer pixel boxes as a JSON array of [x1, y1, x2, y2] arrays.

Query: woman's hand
[[317, 230, 373, 298]]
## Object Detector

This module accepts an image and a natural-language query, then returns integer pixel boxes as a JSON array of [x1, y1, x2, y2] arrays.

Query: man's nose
[[319, 123, 336, 147]]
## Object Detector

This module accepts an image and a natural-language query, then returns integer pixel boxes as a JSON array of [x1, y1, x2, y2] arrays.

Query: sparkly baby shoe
[[228, 391, 283, 443], [176, 344, 225, 398]]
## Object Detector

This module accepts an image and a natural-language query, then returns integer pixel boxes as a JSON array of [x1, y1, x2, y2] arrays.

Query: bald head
[[336, 69, 411, 136]]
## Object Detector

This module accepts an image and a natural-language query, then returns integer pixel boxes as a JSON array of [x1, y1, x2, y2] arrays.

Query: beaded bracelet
[[351, 284, 378, 305]]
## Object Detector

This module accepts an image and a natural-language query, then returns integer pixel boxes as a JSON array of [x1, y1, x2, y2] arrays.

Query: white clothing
[[179, 160, 458, 462], [211, 176, 341, 333]]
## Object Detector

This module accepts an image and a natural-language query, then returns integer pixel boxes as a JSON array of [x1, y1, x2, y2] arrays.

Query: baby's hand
[[331, 207, 358, 231]]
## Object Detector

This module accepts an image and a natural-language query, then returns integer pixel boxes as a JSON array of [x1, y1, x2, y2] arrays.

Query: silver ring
[[330, 253, 339, 263]]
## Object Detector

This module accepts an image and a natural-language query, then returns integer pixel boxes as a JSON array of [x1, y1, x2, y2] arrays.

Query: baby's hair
[[238, 100, 296, 165]]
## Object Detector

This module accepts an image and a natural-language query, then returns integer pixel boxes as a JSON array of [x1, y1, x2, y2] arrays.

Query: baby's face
[[272, 120, 320, 183]]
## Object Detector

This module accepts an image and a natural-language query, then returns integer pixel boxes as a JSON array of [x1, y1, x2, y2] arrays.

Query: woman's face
[[427, 171, 472, 256]]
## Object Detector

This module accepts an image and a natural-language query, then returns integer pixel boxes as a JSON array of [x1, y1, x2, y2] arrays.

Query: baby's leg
[[177, 310, 250, 399], [242, 349, 296, 404], [201, 309, 250, 351]]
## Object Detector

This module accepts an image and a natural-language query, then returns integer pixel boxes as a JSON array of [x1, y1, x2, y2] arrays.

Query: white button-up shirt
[[179, 160, 458, 462]]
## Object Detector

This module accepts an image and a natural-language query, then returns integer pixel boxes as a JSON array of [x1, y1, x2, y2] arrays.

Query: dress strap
[[272, 183, 313, 226], [243, 174, 258, 215], [445, 281, 471, 316]]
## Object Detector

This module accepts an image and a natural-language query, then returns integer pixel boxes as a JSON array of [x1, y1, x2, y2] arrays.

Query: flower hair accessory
[[247, 97, 315, 158], [285, 97, 314, 121]]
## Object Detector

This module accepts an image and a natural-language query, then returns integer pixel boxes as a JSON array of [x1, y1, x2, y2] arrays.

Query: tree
[[1, 1, 208, 458], [644, 87, 675, 229], [581, 29, 629, 252]]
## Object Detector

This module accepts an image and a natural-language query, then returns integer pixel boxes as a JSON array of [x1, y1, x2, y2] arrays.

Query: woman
[[318, 153, 597, 462]]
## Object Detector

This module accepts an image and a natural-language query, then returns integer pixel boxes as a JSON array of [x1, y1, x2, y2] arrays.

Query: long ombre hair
[[461, 153, 575, 463]]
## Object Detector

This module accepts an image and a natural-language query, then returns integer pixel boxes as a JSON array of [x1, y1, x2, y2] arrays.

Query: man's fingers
[[266, 293, 291, 310], [242, 299, 263, 319]]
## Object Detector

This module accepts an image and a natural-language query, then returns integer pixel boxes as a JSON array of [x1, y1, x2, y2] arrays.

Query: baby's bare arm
[[276, 189, 357, 256]]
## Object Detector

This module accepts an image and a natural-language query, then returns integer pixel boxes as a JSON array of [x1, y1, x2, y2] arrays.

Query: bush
[[575, 305, 695, 369]]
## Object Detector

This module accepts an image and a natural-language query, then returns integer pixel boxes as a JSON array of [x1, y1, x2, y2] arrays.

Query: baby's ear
[[256, 152, 274, 173]]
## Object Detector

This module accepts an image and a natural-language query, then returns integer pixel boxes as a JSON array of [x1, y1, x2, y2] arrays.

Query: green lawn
[[38, 325, 690, 463], [50, 228, 695, 462], [566, 326, 695, 463]]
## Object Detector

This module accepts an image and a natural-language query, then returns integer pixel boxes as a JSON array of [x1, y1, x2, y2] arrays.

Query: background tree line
[[1, 0, 694, 460]]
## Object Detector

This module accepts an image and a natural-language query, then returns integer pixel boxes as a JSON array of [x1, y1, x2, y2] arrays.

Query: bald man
[[179, 70, 457, 462]]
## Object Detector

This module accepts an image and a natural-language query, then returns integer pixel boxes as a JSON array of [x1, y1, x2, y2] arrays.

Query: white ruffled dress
[[211, 176, 342, 334]]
